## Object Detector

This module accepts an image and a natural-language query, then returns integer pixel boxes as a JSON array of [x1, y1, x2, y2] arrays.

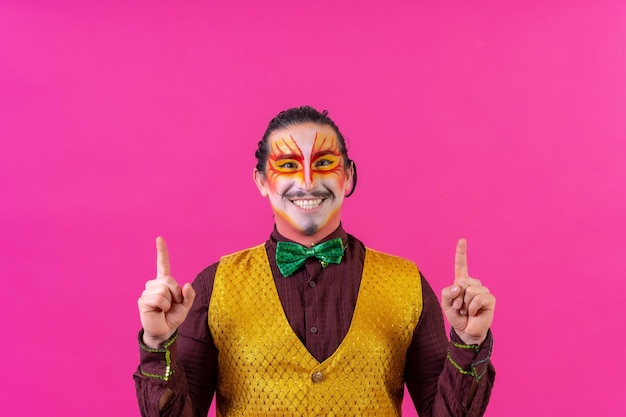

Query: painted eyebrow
[[312, 149, 341, 160], [271, 153, 303, 161]]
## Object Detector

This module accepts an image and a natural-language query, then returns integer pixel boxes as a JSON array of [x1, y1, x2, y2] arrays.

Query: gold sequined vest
[[209, 244, 423, 417]]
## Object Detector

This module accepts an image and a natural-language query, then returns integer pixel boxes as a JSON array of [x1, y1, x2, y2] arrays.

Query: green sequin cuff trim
[[447, 331, 493, 382], [138, 330, 178, 381], [452, 341, 481, 352]]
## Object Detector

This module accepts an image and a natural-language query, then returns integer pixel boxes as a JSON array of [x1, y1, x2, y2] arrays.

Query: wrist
[[450, 328, 489, 348], [453, 329, 488, 347], [459, 334, 487, 346], [140, 329, 177, 350]]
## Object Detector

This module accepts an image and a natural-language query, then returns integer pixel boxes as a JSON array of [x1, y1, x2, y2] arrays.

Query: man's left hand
[[441, 239, 496, 345]]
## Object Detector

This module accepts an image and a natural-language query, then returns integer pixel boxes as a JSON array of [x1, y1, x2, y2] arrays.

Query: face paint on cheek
[[311, 169, 345, 193]]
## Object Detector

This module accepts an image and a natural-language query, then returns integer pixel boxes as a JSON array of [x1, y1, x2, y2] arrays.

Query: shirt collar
[[269, 224, 348, 250]]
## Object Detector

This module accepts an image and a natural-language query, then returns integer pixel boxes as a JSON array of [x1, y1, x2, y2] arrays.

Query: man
[[135, 106, 496, 416]]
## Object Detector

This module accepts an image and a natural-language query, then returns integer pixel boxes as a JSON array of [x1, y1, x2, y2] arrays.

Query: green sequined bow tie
[[275, 237, 345, 277]]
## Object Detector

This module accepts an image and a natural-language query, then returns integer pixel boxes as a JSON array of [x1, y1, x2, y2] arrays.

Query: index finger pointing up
[[454, 238, 468, 282], [156, 236, 171, 276]]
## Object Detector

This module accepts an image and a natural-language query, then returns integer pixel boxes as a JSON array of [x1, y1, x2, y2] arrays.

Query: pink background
[[1, 1, 624, 416]]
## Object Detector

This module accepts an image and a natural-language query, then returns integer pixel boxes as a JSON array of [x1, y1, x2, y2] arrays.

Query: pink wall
[[2, 1, 624, 416]]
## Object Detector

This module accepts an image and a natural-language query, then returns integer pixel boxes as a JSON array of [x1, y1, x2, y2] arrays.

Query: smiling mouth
[[291, 199, 323, 210]]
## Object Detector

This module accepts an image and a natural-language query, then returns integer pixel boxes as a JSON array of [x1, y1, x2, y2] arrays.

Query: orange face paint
[[255, 123, 351, 244], [267, 132, 344, 189]]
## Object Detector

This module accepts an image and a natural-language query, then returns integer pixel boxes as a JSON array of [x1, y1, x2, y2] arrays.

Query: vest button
[[310, 326, 318, 334], [311, 371, 323, 383]]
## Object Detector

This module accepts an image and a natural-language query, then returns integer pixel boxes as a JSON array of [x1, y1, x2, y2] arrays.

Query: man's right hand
[[138, 236, 196, 349]]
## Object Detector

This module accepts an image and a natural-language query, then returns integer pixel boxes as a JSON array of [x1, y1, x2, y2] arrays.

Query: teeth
[[292, 199, 322, 210]]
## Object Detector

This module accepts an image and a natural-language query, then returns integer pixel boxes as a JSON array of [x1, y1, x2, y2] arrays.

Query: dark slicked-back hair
[[255, 105, 357, 196]]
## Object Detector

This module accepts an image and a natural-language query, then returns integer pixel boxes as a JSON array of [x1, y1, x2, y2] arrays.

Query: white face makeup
[[254, 123, 352, 244]]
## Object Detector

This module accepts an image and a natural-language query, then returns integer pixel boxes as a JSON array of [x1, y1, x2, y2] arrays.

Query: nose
[[299, 168, 315, 191]]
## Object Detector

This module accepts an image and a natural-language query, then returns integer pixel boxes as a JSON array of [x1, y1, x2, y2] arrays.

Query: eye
[[273, 159, 301, 172], [315, 159, 331, 167], [313, 156, 339, 170]]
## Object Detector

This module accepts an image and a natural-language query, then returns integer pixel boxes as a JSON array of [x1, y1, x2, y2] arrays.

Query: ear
[[253, 168, 269, 197], [344, 160, 354, 195]]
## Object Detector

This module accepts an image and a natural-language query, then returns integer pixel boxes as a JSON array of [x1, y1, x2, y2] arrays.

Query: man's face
[[254, 122, 352, 243]]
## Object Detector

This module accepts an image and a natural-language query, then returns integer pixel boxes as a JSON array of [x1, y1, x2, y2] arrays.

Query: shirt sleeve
[[133, 264, 219, 417], [404, 274, 495, 417]]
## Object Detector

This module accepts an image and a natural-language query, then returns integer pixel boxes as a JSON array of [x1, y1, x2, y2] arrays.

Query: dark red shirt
[[134, 226, 495, 416]]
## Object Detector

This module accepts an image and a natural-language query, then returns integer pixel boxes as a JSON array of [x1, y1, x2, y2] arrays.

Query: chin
[[303, 224, 319, 236]]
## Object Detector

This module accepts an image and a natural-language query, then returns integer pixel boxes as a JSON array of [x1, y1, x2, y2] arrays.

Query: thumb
[[181, 283, 196, 310], [441, 285, 461, 310]]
